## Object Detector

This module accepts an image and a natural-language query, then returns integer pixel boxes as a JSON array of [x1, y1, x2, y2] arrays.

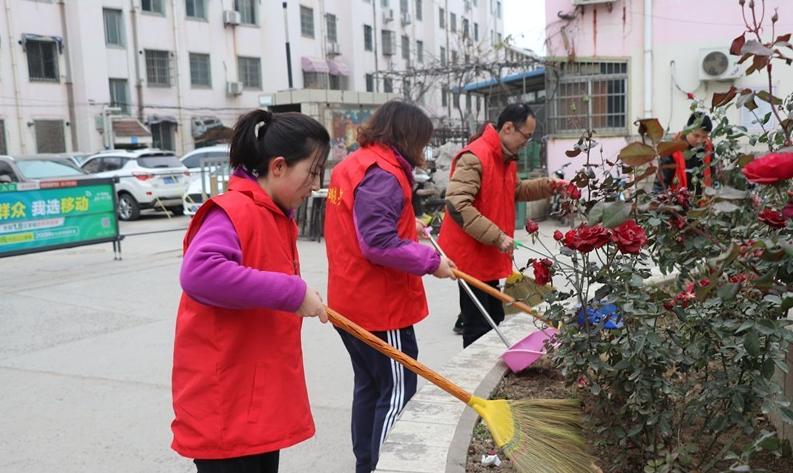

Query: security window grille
[[329, 74, 347, 91], [303, 71, 328, 89], [142, 0, 164, 14], [189, 53, 211, 87], [416, 40, 423, 63], [300, 6, 314, 38], [415, 0, 422, 20], [103, 9, 124, 46], [381, 30, 395, 55], [439, 7, 444, 28], [34, 120, 65, 153], [326, 13, 337, 43], [238, 56, 261, 89], [185, 0, 206, 19], [549, 61, 628, 134], [401, 35, 410, 61], [26, 40, 59, 81], [109, 78, 130, 114], [449, 12, 456, 32], [383, 78, 393, 93], [235, 0, 257, 25], [365, 73, 374, 92], [151, 122, 175, 150], [0, 121, 6, 155], [363, 25, 373, 51], [145, 50, 170, 86]]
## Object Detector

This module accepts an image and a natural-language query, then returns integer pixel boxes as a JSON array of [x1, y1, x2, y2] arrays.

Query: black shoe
[[453, 315, 464, 335]]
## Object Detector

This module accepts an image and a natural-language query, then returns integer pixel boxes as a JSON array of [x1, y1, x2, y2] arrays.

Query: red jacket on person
[[438, 124, 517, 281], [324, 144, 429, 331], [171, 176, 314, 459]]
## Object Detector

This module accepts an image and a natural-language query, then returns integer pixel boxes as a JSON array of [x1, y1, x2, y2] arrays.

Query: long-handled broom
[[327, 306, 597, 473]]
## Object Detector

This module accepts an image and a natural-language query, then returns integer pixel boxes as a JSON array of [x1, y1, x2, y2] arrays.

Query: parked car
[[182, 172, 229, 216], [180, 145, 230, 216], [80, 148, 189, 221], [0, 154, 90, 183], [180, 144, 229, 171]]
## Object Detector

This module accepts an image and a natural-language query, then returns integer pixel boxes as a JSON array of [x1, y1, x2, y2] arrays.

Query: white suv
[[81, 149, 190, 221]]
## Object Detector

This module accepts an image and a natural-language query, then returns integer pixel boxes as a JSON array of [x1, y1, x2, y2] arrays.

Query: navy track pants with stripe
[[336, 326, 418, 473]]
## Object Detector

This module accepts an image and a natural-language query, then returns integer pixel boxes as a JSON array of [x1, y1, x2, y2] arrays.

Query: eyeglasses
[[514, 126, 533, 141]]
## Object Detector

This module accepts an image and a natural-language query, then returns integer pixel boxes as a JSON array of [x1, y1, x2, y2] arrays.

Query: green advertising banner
[[0, 178, 119, 257]]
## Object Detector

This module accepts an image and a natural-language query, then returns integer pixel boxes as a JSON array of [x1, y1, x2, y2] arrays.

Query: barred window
[[185, 0, 206, 19], [383, 77, 393, 93], [303, 71, 328, 89], [326, 13, 337, 43], [300, 6, 314, 38], [381, 30, 395, 56], [189, 53, 211, 87], [235, 0, 257, 25], [142, 0, 164, 14], [26, 40, 59, 81], [549, 61, 628, 134], [238, 56, 261, 89], [34, 120, 66, 153], [145, 50, 170, 86], [103, 9, 124, 46]]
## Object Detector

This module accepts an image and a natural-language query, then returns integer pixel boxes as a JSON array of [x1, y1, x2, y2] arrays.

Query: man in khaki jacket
[[440, 104, 558, 347]]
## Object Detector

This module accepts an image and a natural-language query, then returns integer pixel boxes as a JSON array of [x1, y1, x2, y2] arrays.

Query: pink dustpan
[[501, 327, 558, 373]]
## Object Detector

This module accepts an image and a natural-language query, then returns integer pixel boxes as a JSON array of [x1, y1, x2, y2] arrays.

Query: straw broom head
[[468, 396, 598, 473]]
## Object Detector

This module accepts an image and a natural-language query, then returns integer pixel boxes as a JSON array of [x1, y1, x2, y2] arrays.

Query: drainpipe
[[643, 0, 653, 118], [58, 0, 78, 151], [4, 0, 26, 153], [282, 2, 293, 88], [171, 0, 186, 152], [372, 0, 379, 92], [130, 1, 144, 121]]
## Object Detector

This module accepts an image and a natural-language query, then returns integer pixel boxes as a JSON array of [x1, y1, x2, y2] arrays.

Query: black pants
[[460, 280, 505, 348], [195, 451, 279, 473], [336, 326, 419, 473]]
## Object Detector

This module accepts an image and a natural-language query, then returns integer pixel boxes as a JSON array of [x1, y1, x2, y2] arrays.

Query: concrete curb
[[374, 314, 537, 473]]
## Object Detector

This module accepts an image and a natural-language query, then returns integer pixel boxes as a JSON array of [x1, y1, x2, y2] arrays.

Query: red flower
[[532, 258, 553, 286], [670, 215, 687, 230], [674, 188, 691, 210], [566, 182, 582, 200], [784, 201, 793, 220], [563, 225, 612, 253], [663, 300, 675, 311], [674, 286, 696, 308], [525, 219, 539, 234], [742, 152, 793, 184], [729, 273, 749, 284], [553, 230, 564, 241], [611, 219, 648, 254], [686, 92, 696, 100], [698, 278, 711, 287], [759, 208, 785, 229]]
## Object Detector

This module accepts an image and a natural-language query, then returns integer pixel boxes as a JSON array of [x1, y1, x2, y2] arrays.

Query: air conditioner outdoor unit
[[223, 10, 241, 26], [699, 48, 742, 81], [572, 0, 616, 5], [401, 13, 412, 26], [327, 42, 341, 56], [382, 8, 394, 23], [226, 81, 243, 96]]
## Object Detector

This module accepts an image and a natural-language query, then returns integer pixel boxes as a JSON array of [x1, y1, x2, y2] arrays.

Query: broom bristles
[[499, 398, 597, 473]]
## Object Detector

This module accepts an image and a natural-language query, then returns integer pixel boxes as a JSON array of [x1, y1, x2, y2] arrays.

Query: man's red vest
[[325, 144, 428, 331], [438, 124, 516, 281], [669, 140, 713, 191], [171, 176, 314, 459]]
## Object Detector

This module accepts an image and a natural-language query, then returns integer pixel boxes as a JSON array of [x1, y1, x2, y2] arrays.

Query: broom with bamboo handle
[[326, 306, 598, 473]]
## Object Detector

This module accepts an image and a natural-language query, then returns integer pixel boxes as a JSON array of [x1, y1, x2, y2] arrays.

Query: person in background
[[171, 109, 330, 473], [439, 103, 563, 348], [324, 100, 456, 473], [654, 112, 715, 195]]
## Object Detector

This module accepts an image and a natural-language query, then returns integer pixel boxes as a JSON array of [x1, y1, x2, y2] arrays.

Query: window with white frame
[[326, 13, 337, 43], [235, 0, 257, 25], [189, 53, 211, 87], [145, 49, 170, 86], [142, 0, 164, 14], [238, 56, 261, 89], [26, 40, 59, 82], [381, 30, 395, 55], [300, 6, 314, 38], [103, 9, 124, 47], [549, 61, 628, 134], [185, 0, 206, 19]]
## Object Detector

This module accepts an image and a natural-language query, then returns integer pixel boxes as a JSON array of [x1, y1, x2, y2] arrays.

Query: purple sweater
[[179, 172, 307, 312], [353, 151, 440, 275]]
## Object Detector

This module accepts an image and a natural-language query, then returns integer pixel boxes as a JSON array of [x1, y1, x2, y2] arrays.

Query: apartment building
[[0, 0, 504, 156]]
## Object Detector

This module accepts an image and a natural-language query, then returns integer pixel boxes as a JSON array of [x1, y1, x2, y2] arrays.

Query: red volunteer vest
[[325, 144, 428, 331], [171, 176, 314, 459], [438, 124, 516, 281], [669, 140, 713, 191]]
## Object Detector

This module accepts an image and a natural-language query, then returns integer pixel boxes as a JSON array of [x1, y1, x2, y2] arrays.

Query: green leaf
[[756, 90, 784, 105], [762, 358, 776, 379], [712, 201, 740, 213], [602, 201, 631, 228], [619, 142, 657, 167], [587, 201, 607, 225], [779, 406, 793, 425], [717, 283, 739, 301], [756, 319, 777, 335], [744, 332, 762, 356]]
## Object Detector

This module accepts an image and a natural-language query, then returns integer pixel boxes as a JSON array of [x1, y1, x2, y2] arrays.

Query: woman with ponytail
[[171, 109, 330, 473]]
